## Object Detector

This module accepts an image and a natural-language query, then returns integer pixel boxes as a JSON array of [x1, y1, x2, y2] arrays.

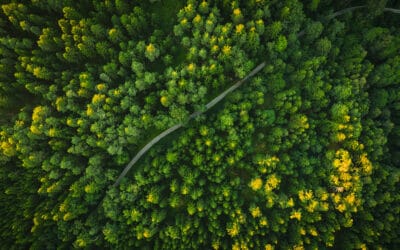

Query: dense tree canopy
[[0, 0, 399, 249]]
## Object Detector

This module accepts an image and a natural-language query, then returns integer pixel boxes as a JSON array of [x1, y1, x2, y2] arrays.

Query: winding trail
[[297, 6, 400, 37], [113, 62, 266, 187], [327, 6, 400, 19], [112, 5, 400, 187]]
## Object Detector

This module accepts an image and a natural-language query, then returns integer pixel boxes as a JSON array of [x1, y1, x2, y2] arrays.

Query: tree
[[145, 43, 160, 62]]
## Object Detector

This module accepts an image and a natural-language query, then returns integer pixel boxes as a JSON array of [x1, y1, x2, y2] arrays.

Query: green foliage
[[1, 0, 399, 249]]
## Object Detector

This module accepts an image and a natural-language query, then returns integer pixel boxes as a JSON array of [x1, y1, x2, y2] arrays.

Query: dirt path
[[113, 62, 266, 186]]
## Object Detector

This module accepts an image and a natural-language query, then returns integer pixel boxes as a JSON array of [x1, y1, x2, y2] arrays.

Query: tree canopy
[[1, 0, 399, 249]]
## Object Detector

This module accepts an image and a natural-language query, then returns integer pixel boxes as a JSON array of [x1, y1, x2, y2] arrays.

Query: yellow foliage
[[84, 184, 95, 193], [360, 153, 372, 174], [33, 216, 40, 226], [178, 79, 186, 87], [309, 227, 318, 236], [113, 89, 121, 96], [333, 149, 352, 173], [180, 18, 187, 25], [257, 155, 279, 167], [340, 172, 352, 182], [290, 210, 302, 221], [182, 222, 191, 233], [160, 96, 169, 107], [210, 35, 217, 44], [210, 63, 217, 71], [33, 67, 43, 78], [211, 45, 219, 54], [200, 1, 208, 9], [181, 185, 189, 195], [171, 70, 178, 78], [193, 14, 201, 23], [76, 238, 87, 247], [108, 28, 117, 36], [66, 118, 74, 126], [59, 203, 66, 212], [330, 175, 340, 185], [92, 93, 105, 104], [146, 193, 157, 203], [233, 8, 241, 16], [48, 128, 56, 137], [343, 181, 353, 189], [235, 24, 244, 33], [16, 120, 24, 127], [336, 132, 346, 142], [249, 178, 263, 191], [232, 242, 240, 250], [227, 222, 240, 237], [306, 200, 318, 213], [287, 198, 295, 207], [46, 183, 57, 193], [235, 209, 245, 224], [320, 191, 329, 200], [221, 25, 230, 34], [77, 88, 88, 97], [332, 193, 341, 204], [199, 126, 208, 136], [232, 241, 249, 250], [55, 97, 65, 111], [212, 241, 221, 250], [184, 4, 193, 13], [86, 105, 94, 116], [63, 212, 72, 221], [1, 140, 16, 157], [320, 202, 329, 211], [146, 43, 156, 53], [337, 203, 346, 212], [140, 114, 150, 123], [250, 206, 261, 218], [52, 215, 59, 221], [265, 174, 280, 192], [345, 193, 356, 205], [298, 190, 313, 202], [266, 196, 274, 207], [143, 229, 151, 238], [32, 106, 45, 122], [260, 217, 268, 227], [77, 119, 84, 126], [30, 125, 41, 135], [265, 244, 274, 250], [187, 63, 195, 72], [222, 45, 231, 55]]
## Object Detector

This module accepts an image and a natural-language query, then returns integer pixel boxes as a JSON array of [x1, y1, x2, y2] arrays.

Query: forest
[[0, 0, 399, 249]]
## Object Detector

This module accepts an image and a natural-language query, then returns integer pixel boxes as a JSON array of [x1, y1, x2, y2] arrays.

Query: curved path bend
[[113, 62, 266, 187]]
